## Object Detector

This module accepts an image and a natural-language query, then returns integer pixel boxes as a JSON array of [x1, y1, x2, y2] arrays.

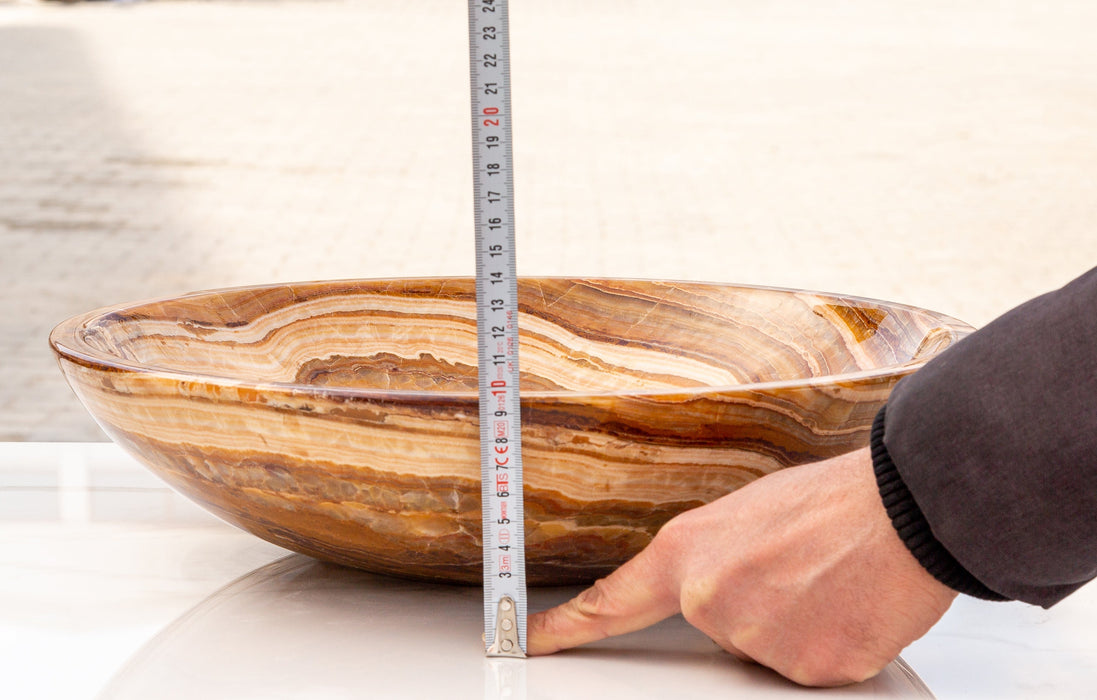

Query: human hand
[[527, 447, 957, 686]]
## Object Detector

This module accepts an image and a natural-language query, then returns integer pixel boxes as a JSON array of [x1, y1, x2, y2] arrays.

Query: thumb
[[527, 534, 682, 655]]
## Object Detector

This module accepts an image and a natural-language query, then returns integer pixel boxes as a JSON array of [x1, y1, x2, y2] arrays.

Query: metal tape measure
[[468, 0, 527, 658]]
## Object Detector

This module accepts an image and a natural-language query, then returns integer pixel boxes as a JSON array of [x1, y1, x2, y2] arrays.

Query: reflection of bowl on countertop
[[97, 555, 935, 699], [50, 278, 971, 585]]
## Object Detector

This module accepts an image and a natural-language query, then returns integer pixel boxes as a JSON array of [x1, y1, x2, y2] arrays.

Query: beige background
[[3, 0, 1096, 440]]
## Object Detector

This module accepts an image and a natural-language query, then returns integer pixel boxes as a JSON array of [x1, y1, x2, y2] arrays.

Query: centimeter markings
[[469, 0, 527, 657]]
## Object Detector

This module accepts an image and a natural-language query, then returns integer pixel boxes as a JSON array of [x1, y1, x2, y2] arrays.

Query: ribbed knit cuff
[[871, 405, 1008, 601]]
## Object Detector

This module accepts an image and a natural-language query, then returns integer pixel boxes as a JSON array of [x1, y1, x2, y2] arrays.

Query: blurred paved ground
[[3, 0, 1097, 441]]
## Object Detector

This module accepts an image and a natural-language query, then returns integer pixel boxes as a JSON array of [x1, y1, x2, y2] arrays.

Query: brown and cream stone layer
[[50, 278, 972, 584]]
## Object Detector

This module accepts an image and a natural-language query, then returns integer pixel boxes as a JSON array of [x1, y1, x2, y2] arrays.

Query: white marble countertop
[[1, 442, 1094, 699]]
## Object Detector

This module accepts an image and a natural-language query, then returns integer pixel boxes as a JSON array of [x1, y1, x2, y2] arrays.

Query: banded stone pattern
[[50, 278, 972, 584]]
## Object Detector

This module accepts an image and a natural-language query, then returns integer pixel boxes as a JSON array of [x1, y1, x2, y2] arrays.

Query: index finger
[[526, 535, 681, 655]]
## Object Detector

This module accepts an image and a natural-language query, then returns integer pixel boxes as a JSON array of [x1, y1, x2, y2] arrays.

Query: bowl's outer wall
[[50, 279, 973, 585]]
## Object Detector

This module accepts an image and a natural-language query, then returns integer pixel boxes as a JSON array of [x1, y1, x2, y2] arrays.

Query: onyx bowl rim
[[49, 276, 974, 401]]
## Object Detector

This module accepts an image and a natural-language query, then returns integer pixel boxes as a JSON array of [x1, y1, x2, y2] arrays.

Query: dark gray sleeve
[[871, 266, 1097, 608]]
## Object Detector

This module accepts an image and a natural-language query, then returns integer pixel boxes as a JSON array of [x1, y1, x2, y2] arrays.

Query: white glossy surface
[[95, 557, 931, 700], [2, 443, 1095, 698]]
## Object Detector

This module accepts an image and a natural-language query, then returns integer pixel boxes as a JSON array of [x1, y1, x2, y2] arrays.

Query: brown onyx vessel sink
[[50, 278, 971, 585]]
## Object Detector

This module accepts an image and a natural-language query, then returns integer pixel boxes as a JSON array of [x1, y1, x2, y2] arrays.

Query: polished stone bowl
[[51, 278, 971, 585]]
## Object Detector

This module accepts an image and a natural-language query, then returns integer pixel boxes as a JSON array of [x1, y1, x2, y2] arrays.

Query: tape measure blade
[[469, 0, 527, 656]]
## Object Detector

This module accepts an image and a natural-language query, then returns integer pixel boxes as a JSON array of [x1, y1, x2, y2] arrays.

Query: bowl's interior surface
[[72, 278, 958, 394]]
